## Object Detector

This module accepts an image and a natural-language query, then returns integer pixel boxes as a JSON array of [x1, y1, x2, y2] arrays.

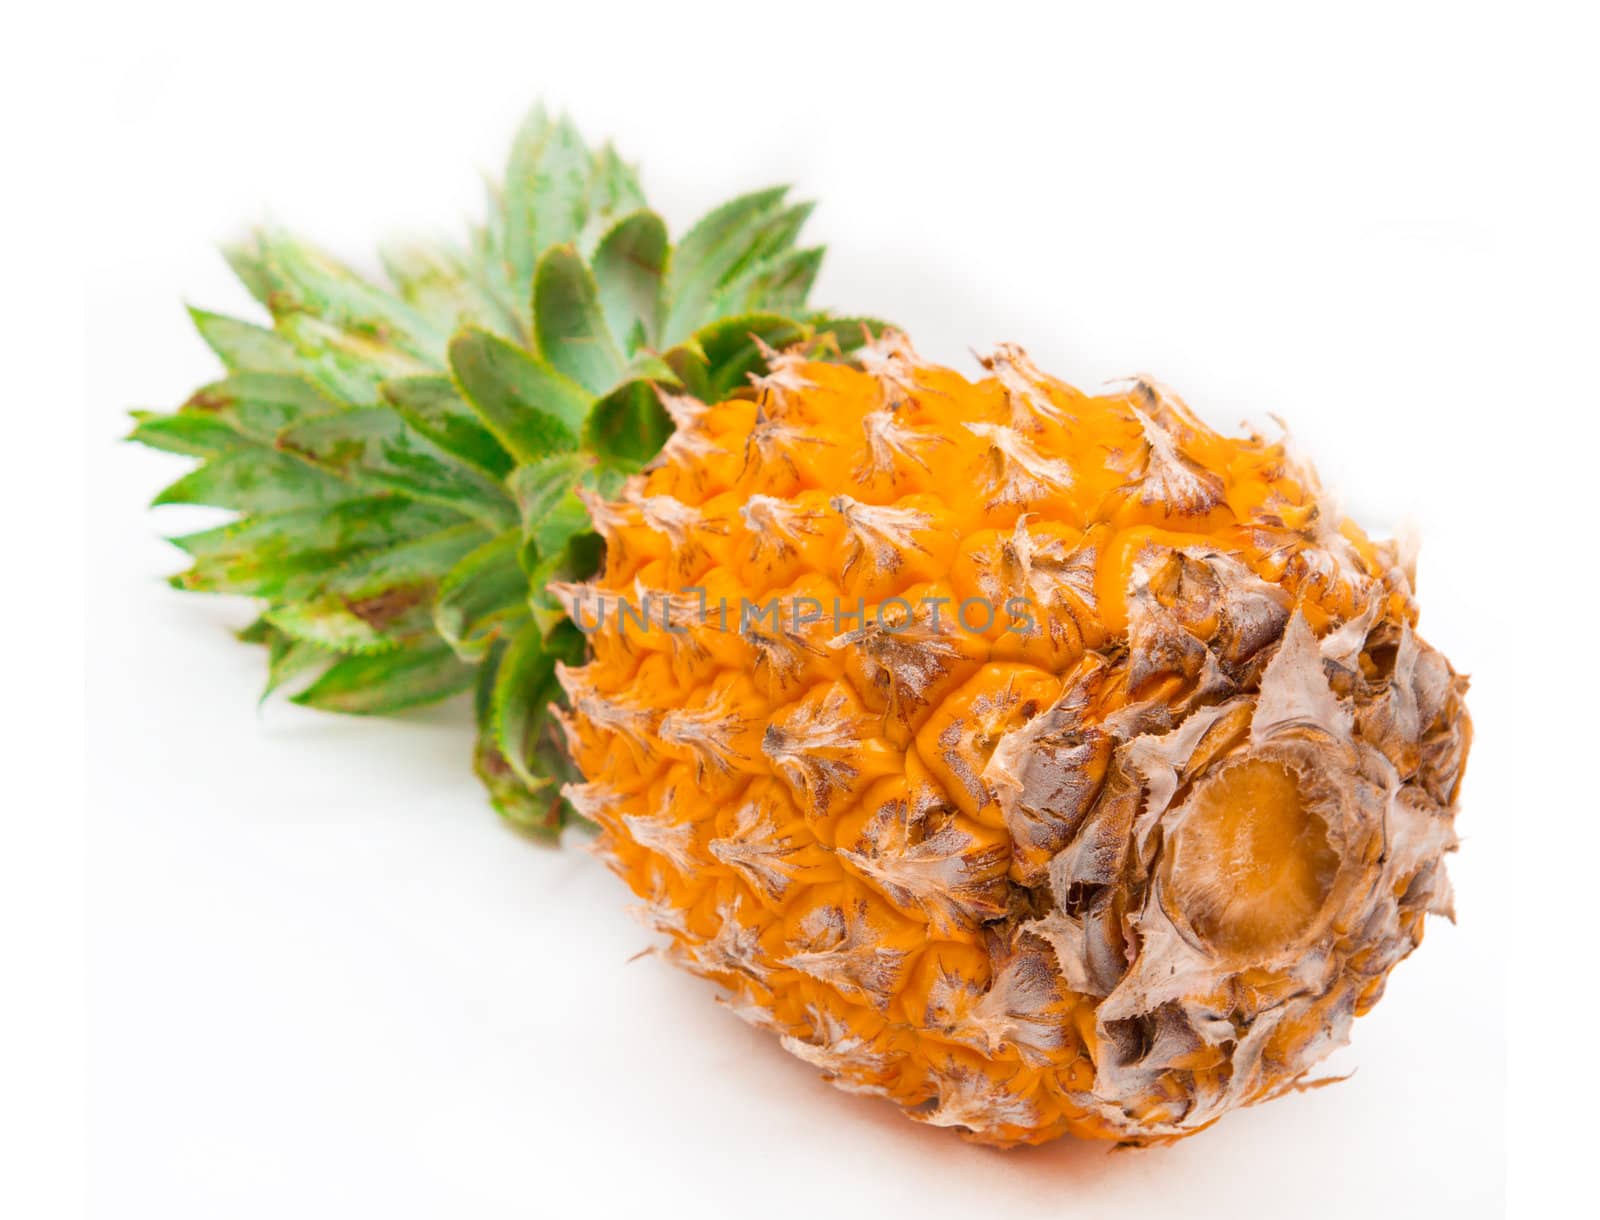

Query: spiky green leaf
[[263, 628, 337, 698], [505, 451, 622, 575], [377, 241, 512, 341], [263, 523, 488, 653], [380, 375, 513, 478], [128, 411, 250, 458], [713, 246, 824, 318], [591, 211, 666, 355], [472, 640, 567, 834], [188, 308, 304, 374], [277, 407, 516, 529], [153, 448, 351, 513], [447, 327, 592, 462], [533, 245, 625, 394], [662, 187, 794, 344], [275, 313, 433, 401], [179, 372, 347, 442], [487, 618, 586, 802], [578, 145, 648, 255], [582, 381, 672, 470], [171, 499, 462, 600], [292, 641, 475, 715], [503, 108, 591, 312], [433, 531, 532, 662], [225, 230, 445, 359]]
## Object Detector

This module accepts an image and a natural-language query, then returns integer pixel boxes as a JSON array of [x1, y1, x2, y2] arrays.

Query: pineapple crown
[[130, 105, 885, 833]]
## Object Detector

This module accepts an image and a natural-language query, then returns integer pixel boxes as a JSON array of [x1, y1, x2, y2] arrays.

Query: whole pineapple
[[135, 111, 1470, 1148]]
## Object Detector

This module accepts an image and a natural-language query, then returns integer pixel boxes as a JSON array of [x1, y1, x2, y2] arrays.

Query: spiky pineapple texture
[[131, 108, 881, 831], [558, 335, 1470, 1146]]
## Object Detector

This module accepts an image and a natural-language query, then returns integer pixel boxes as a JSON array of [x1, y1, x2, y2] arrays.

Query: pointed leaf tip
[[291, 642, 475, 715], [591, 211, 667, 357]]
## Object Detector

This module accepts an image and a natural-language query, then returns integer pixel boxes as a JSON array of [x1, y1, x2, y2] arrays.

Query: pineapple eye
[[1164, 757, 1342, 959]]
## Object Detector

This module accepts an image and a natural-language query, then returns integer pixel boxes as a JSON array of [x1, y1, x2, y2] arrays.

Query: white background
[[13, 1, 1592, 1216]]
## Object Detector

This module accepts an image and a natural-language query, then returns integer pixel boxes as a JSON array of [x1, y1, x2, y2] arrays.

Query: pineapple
[[134, 111, 1471, 1147], [558, 339, 1469, 1145]]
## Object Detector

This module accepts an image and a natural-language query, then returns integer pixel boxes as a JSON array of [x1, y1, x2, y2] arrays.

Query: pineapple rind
[[562, 335, 1471, 1145]]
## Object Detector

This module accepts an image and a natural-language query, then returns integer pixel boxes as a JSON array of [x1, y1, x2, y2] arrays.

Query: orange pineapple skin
[[557, 336, 1470, 1146]]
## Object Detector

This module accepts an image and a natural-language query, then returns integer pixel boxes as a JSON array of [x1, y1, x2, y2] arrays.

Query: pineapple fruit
[[134, 110, 1471, 1148], [559, 339, 1470, 1145]]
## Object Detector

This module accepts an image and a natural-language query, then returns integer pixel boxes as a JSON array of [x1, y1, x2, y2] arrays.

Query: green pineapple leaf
[[179, 373, 346, 441], [380, 375, 514, 478], [188, 308, 304, 374], [482, 619, 587, 829], [583, 381, 672, 470], [503, 108, 592, 315], [171, 499, 462, 600], [292, 641, 476, 715], [447, 327, 590, 461], [660, 186, 792, 344], [433, 531, 533, 662], [225, 229, 444, 359], [577, 145, 648, 255], [533, 244, 625, 394], [507, 453, 595, 560], [263, 627, 339, 699], [129, 411, 254, 458], [591, 211, 666, 355], [263, 523, 487, 654], [152, 448, 351, 515], [276, 407, 518, 530]]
